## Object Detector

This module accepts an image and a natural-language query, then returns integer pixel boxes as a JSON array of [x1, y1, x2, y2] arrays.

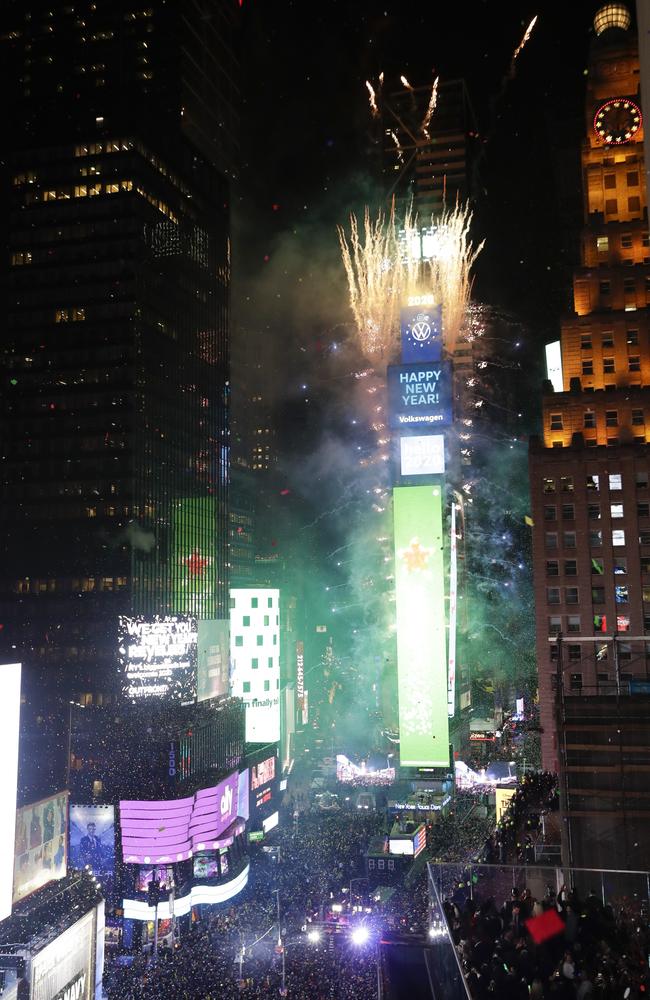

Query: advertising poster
[[197, 619, 230, 702], [393, 485, 449, 767], [172, 496, 217, 619], [229, 588, 281, 744], [387, 362, 453, 430], [13, 791, 68, 904], [69, 804, 115, 877], [0, 663, 21, 921]]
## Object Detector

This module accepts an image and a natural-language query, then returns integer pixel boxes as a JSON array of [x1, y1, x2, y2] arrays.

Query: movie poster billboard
[[13, 790, 68, 905], [70, 804, 115, 877], [0, 662, 21, 921]]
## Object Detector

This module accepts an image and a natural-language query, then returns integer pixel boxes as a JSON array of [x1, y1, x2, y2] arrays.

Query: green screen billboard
[[393, 483, 449, 767], [172, 497, 216, 618]]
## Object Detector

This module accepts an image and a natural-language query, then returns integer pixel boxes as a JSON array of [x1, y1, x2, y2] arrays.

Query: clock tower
[[529, 4, 650, 870]]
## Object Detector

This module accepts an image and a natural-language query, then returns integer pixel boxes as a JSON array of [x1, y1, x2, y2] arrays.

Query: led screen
[[70, 804, 115, 877], [120, 772, 239, 864], [197, 619, 230, 702], [262, 811, 279, 834], [400, 304, 442, 363], [193, 854, 220, 879], [387, 362, 452, 429], [136, 865, 174, 892], [31, 907, 96, 1000], [238, 768, 250, 822], [545, 341, 563, 393], [172, 496, 216, 618], [0, 663, 21, 920], [118, 615, 197, 703], [230, 589, 280, 743], [250, 755, 276, 791], [393, 485, 449, 767], [399, 434, 445, 477], [13, 790, 68, 905]]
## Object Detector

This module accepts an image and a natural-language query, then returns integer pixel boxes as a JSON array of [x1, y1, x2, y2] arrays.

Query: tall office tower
[[529, 5, 650, 866], [0, 1, 239, 706]]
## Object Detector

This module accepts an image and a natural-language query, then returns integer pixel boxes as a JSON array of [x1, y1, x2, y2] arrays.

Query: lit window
[[543, 478, 555, 493], [617, 615, 630, 632], [596, 236, 609, 253], [615, 585, 628, 603], [609, 473, 622, 490], [612, 529, 626, 546], [11, 251, 32, 266], [611, 503, 624, 518]]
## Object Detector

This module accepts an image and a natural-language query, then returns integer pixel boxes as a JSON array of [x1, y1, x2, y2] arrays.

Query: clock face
[[594, 98, 642, 144]]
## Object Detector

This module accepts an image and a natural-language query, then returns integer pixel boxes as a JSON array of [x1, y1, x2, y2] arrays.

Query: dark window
[[564, 560, 577, 576], [626, 172, 639, 186], [603, 357, 615, 373], [586, 474, 599, 490], [588, 504, 601, 520], [268, 657, 273, 667], [638, 502, 650, 518], [580, 334, 592, 349], [584, 411, 596, 428], [592, 587, 605, 604], [629, 356, 641, 372], [570, 673, 583, 691], [604, 200, 617, 215], [604, 174, 616, 189], [562, 504, 575, 521], [582, 360, 594, 375], [624, 277, 636, 293], [547, 588, 561, 605], [629, 195, 641, 212], [627, 329, 639, 345], [640, 532, 650, 545], [642, 558, 650, 574], [546, 561, 559, 576], [621, 233, 633, 248], [606, 410, 618, 426], [545, 532, 558, 549], [637, 472, 649, 489], [550, 414, 563, 430], [614, 557, 627, 575], [568, 645, 581, 661], [644, 613, 650, 632], [566, 587, 579, 604], [564, 532, 576, 548], [567, 616, 580, 634], [607, 437, 619, 447], [548, 617, 562, 635], [632, 409, 644, 425], [544, 506, 557, 521], [602, 332, 614, 347]]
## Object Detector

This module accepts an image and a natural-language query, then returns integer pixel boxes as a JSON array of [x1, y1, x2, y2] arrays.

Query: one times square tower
[[0, 1, 238, 708]]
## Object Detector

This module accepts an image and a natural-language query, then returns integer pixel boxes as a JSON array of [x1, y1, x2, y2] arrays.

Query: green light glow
[[393, 483, 449, 767]]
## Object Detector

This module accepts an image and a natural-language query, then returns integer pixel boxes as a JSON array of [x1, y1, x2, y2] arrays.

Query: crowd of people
[[446, 882, 650, 999]]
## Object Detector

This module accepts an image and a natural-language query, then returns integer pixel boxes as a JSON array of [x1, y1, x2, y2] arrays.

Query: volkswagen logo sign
[[412, 320, 432, 343]]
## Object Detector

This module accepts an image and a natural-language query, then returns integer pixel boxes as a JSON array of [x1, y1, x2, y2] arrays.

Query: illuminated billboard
[[197, 619, 230, 702], [230, 588, 280, 744], [31, 906, 99, 1000], [399, 434, 445, 477], [393, 484, 449, 767], [118, 615, 197, 703], [400, 304, 442, 363], [13, 791, 68, 905], [172, 496, 216, 618], [69, 804, 115, 877], [120, 772, 239, 864], [387, 362, 452, 429], [0, 663, 21, 921], [545, 341, 563, 393]]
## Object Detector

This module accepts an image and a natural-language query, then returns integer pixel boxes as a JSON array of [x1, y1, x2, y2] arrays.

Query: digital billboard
[[69, 804, 115, 877], [399, 434, 445, 477], [30, 905, 99, 1000], [230, 588, 280, 744], [172, 496, 216, 618], [251, 755, 275, 790], [118, 615, 197, 703], [393, 485, 449, 767], [120, 772, 239, 864], [296, 640, 304, 710], [448, 502, 457, 718], [0, 663, 21, 921], [13, 791, 68, 905], [387, 362, 452, 429], [545, 340, 563, 393], [197, 619, 230, 702], [400, 304, 442, 363]]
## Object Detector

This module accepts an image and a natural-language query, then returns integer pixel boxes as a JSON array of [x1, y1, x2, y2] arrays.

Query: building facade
[[0, 1, 238, 706], [530, 5, 650, 856]]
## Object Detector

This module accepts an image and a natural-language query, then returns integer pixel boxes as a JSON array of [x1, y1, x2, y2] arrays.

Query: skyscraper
[[529, 4, 650, 868], [0, 0, 238, 706]]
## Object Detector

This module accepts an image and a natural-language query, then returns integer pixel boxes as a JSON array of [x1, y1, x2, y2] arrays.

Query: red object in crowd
[[525, 908, 565, 944]]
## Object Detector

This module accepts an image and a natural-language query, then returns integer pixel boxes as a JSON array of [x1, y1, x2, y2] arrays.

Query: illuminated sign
[[545, 341, 563, 393], [0, 663, 20, 921], [69, 804, 115, 878], [302, 689, 309, 726], [255, 787, 272, 808], [413, 824, 427, 859], [393, 485, 449, 767], [118, 616, 197, 703], [230, 589, 280, 744], [406, 294, 435, 307], [262, 811, 279, 834], [197, 619, 229, 702], [399, 434, 445, 477], [251, 755, 276, 791], [387, 363, 452, 429], [31, 907, 98, 1000], [400, 304, 442, 363], [120, 772, 239, 864], [172, 497, 216, 618], [496, 787, 516, 823], [13, 790, 68, 905], [448, 502, 457, 718], [296, 640, 304, 705], [123, 863, 250, 920]]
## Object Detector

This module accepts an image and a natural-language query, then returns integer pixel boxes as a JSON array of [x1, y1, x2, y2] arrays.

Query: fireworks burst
[[511, 15, 538, 71], [365, 79, 380, 119], [421, 76, 439, 139], [338, 201, 483, 362], [400, 75, 414, 90], [388, 129, 404, 164]]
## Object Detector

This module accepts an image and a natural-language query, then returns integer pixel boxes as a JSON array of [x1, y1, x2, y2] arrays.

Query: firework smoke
[[337, 201, 483, 361]]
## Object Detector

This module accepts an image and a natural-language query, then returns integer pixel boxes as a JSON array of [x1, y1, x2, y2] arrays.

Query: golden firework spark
[[365, 79, 380, 119], [338, 201, 483, 361], [400, 75, 413, 91], [512, 15, 537, 63], [389, 129, 404, 164], [378, 71, 384, 87], [421, 75, 439, 138]]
